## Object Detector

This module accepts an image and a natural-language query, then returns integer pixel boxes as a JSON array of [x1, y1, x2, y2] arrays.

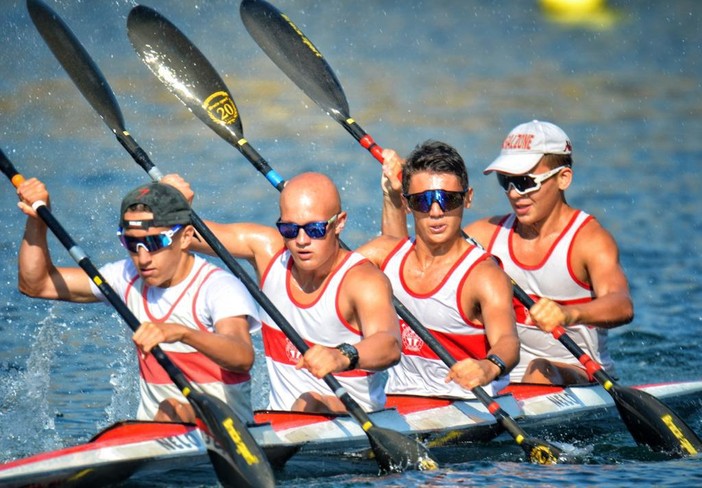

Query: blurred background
[[1, 0, 701, 475]]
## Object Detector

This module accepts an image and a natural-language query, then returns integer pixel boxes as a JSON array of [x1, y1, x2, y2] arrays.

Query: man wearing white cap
[[464, 120, 634, 384]]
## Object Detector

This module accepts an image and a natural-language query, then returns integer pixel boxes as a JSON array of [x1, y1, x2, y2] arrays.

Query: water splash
[[0, 315, 65, 462]]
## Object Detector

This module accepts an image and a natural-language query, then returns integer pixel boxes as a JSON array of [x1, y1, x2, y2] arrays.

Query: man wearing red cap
[[464, 120, 634, 384]]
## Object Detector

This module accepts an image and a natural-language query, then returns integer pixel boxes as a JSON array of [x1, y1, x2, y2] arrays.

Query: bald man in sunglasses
[[162, 172, 401, 415], [464, 120, 634, 385], [358, 140, 519, 399], [16, 179, 260, 424]]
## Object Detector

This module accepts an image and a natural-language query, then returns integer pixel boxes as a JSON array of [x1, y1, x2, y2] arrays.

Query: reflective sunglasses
[[402, 189, 467, 213], [276, 214, 339, 239], [496, 165, 568, 195], [117, 225, 183, 254]]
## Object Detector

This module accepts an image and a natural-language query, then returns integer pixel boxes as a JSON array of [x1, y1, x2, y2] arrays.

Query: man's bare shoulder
[[471, 255, 512, 289], [574, 216, 621, 256], [356, 235, 403, 267], [463, 214, 509, 247]]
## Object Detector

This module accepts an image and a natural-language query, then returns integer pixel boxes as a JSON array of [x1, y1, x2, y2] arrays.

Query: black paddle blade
[[26, 0, 126, 134], [366, 425, 438, 473], [610, 384, 702, 456], [240, 0, 350, 122], [189, 391, 275, 488], [126, 5, 244, 144]]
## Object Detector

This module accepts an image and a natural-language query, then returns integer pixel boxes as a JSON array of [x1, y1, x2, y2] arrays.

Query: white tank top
[[94, 255, 259, 422], [260, 249, 386, 411], [488, 211, 614, 381], [382, 238, 509, 398]]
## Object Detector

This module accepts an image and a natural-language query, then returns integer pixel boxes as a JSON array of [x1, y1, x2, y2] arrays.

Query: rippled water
[[1, 0, 702, 486]]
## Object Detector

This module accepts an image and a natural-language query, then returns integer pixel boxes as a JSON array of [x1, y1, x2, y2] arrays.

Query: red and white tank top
[[94, 255, 259, 422], [382, 238, 507, 398], [260, 249, 386, 412], [488, 211, 614, 381]]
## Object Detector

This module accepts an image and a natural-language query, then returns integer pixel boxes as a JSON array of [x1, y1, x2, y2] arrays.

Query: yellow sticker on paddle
[[202, 91, 238, 126]]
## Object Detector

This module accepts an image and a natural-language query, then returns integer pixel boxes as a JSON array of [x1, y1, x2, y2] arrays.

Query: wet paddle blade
[[519, 437, 562, 465], [610, 384, 702, 456], [553, 326, 702, 456], [366, 425, 438, 473], [240, 0, 350, 122], [26, 0, 126, 134], [189, 391, 275, 488], [126, 5, 244, 143]]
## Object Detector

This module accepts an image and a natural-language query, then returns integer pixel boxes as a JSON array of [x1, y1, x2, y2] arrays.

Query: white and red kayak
[[1, 380, 701, 487]]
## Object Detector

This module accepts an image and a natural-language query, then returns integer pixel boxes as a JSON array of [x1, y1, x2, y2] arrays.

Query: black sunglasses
[[496, 165, 567, 195], [402, 189, 466, 213]]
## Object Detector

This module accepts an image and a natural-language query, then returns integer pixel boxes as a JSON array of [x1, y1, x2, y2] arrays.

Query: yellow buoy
[[539, 0, 618, 29]]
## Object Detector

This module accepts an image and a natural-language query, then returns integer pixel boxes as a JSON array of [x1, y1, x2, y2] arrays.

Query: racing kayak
[[1, 379, 701, 487]]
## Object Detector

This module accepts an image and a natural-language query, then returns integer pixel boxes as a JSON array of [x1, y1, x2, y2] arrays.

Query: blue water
[[1, 0, 702, 486]]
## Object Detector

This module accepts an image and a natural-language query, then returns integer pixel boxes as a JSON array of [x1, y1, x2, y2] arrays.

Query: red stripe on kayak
[[254, 410, 341, 430], [0, 422, 199, 468], [498, 383, 566, 401], [385, 395, 455, 414]]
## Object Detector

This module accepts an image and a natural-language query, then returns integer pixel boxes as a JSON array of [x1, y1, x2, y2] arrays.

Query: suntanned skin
[[16, 178, 254, 422], [463, 158, 633, 384], [163, 172, 401, 414], [358, 149, 519, 391]]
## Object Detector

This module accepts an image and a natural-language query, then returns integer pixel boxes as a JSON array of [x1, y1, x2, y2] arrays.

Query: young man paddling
[[16, 179, 260, 423], [163, 172, 401, 414], [463, 120, 634, 384], [359, 140, 519, 397]]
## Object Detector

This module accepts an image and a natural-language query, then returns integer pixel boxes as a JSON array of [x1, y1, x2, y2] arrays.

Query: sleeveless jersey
[[488, 211, 614, 381], [260, 249, 386, 411], [93, 255, 260, 422], [382, 238, 509, 398]]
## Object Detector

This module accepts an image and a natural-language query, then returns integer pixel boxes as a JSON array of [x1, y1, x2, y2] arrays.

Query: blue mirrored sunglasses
[[117, 225, 183, 253], [496, 165, 568, 195], [276, 214, 338, 239], [402, 189, 467, 213]]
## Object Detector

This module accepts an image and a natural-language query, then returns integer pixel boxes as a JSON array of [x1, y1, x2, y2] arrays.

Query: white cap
[[483, 120, 572, 175]]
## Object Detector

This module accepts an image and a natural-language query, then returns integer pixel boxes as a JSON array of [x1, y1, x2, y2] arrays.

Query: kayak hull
[[1, 380, 701, 487]]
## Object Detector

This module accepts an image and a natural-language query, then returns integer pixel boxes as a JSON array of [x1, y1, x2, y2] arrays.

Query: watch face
[[338, 343, 359, 369]]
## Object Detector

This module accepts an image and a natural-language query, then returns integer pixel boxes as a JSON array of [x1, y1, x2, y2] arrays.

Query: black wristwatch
[[336, 343, 359, 371], [486, 354, 507, 378]]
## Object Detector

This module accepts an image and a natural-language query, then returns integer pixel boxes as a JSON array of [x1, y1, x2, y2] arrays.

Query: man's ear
[[335, 211, 347, 233], [401, 195, 411, 215], [179, 225, 196, 250], [558, 167, 573, 191], [464, 187, 474, 209]]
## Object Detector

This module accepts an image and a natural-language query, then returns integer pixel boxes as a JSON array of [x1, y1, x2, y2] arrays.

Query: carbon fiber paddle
[[238, 0, 702, 458], [25, 1, 275, 486], [0, 147, 274, 488], [125, 4, 438, 474], [126, 3, 562, 465]]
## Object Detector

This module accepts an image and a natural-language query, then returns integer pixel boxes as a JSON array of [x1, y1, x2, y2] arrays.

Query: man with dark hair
[[359, 140, 519, 397], [16, 179, 260, 422], [465, 120, 634, 384]]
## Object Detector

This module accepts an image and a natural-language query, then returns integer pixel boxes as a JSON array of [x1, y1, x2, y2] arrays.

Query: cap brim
[[483, 152, 543, 175]]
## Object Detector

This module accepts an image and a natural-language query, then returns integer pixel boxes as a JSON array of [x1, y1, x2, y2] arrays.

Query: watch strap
[[335, 343, 359, 371], [486, 353, 507, 378]]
